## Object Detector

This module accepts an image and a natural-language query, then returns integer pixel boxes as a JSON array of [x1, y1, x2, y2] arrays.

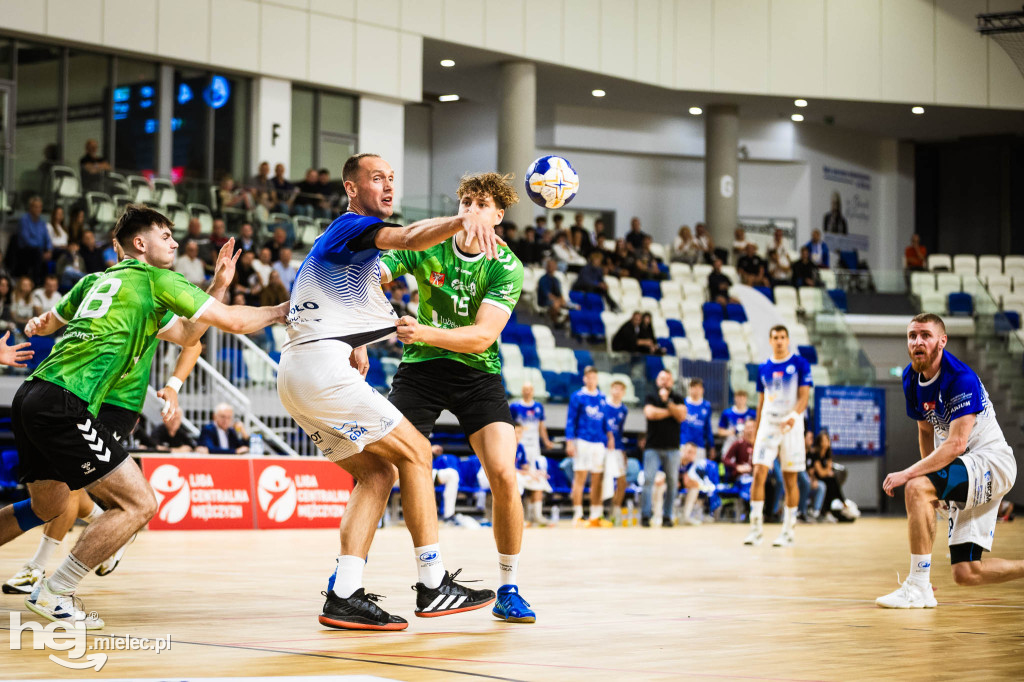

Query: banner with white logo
[[252, 460, 353, 529]]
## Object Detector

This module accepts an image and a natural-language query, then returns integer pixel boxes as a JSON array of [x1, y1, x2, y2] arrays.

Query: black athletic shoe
[[641, 517, 651, 527], [662, 517, 675, 528], [412, 569, 496, 618], [319, 589, 408, 631]]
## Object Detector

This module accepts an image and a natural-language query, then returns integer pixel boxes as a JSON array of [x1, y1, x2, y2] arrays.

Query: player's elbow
[[946, 435, 969, 456]]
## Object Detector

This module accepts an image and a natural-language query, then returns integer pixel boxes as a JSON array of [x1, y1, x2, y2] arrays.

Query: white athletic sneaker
[[772, 531, 795, 547], [683, 516, 701, 526], [25, 579, 105, 629], [3, 565, 44, 595], [95, 532, 137, 577], [876, 578, 937, 609], [743, 527, 763, 545]]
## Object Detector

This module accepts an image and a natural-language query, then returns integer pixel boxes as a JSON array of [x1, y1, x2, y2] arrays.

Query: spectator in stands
[[570, 213, 594, 256], [638, 312, 665, 355], [294, 168, 326, 218], [210, 219, 230, 251], [904, 233, 927, 272], [271, 163, 297, 213], [767, 229, 793, 285], [623, 217, 647, 250], [198, 403, 250, 454], [406, 289, 419, 317], [551, 212, 565, 234], [792, 246, 820, 287], [635, 235, 667, 281], [263, 226, 289, 262], [671, 225, 700, 265], [15, 196, 52, 282], [737, 243, 769, 287], [694, 222, 715, 264], [723, 420, 755, 481], [799, 430, 825, 521], [504, 224, 522, 257], [537, 258, 567, 326], [805, 229, 830, 268], [259, 270, 290, 306], [101, 231, 120, 269], [642, 369, 686, 526], [317, 168, 338, 215], [180, 218, 206, 251], [47, 205, 69, 251], [823, 192, 848, 234], [11, 276, 35, 328], [250, 247, 274, 293], [66, 207, 87, 246], [31, 275, 60, 317], [79, 230, 105, 274], [607, 239, 633, 278], [56, 242, 86, 290], [551, 231, 586, 271], [174, 241, 207, 287], [273, 247, 297, 291], [573, 250, 619, 311], [707, 258, 734, 305], [808, 430, 855, 521], [430, 444, 461, 524], [78, 138, 110, 193], [218, 174, 253, 214], [152, 410, 203, 453], [593, 218, 610, 253], [612, 312, 644, 354], [731, 227, 751, 265], [514, 226, 538, 264], [717, 389, 755, 456], [533, 215, 548, 236], [235, 222, 257, 254], [0, 276, 15, 334], [232, 250, 259, 303], [248, 161, 276, 215]]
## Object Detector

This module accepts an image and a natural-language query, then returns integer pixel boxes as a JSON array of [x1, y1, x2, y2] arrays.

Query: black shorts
[[97, 403, 140, 447], [387, 359, 514, 438], [12, 380, 132, 489]]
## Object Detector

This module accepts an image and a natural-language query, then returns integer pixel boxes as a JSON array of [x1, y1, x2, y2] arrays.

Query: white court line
[[690, 591, 1024, 609]]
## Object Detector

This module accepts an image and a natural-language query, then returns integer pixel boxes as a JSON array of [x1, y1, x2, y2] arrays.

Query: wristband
[[786, 411, 801, 422], [165, 376, 183, 393]]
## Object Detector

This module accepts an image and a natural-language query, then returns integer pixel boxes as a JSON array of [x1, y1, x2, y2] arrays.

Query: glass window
[[65, 50, 110, 192], [320, 93, 355, 134], [211, 74, 249, 184], [173, 68, 210, 182], [290, 88, 314, 182], [113, 57, 158, 178], [0, 38, 13, 81], [13, 42, 61, 206]]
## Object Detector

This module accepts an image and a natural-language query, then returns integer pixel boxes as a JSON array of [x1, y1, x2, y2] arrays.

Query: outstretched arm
[[374, 214, 504, 259], [883, 414, 975, 496], [172, 238, 241, 346], [24, 310, 64, 338], [393, 304, 508, 355], [155, 341, 203, 421], [197, 299, 288, 335]]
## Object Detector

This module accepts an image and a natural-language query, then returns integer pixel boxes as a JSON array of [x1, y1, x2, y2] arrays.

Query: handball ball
[[525, 155, 579, 209]]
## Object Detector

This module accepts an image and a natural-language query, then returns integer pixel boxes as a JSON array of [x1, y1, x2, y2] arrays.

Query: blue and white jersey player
[[744, 325, 813, 548], [509, 381, 554, 463], [565, 366, 610, 525], [717, 389, 756, 455], [877, 313, 1023, 609], [602, 379, 630, 518]]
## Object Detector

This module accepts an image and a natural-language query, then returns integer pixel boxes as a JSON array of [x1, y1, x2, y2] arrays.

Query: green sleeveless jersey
[[31, 259, 212, 416], [380, 236, 522, 375], [53, 273, 177, 413]]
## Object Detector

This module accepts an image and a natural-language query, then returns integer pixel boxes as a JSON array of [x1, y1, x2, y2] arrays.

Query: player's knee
[[137, 487, 158, 522], [905, 476, 935, 502], [437, 468, 459, 487], [951, 561, 983, 586], [30, 496, 69, 524]]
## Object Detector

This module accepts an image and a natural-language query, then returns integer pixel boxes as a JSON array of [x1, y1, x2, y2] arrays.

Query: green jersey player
[[381, 172, 535, 623], [1, 205, 286, 629]]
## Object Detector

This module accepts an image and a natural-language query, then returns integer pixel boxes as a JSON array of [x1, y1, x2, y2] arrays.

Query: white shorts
[[604, 449, 626, 479], [573, 439, 607, 473], [947, 447, 1017, 551], [753, 415, 806, 473], [277, 340, 403, 462], [518, 455, 553, 493]]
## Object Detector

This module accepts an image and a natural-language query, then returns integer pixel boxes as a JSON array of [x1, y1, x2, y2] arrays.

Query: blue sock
[[12, 499, 45, 531]]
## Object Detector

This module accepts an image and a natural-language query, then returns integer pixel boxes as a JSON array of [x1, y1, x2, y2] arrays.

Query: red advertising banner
[[251, 458, 354, 529], [142, 456, 255, 530]]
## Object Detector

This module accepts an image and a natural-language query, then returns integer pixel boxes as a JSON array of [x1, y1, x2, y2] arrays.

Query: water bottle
[[249, 433, 264, 455], [551, 505, 560, 525], [626, 499, 637, 527]]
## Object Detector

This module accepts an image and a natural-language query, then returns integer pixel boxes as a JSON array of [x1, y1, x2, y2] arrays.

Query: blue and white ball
[[525, 155, 579, 209]]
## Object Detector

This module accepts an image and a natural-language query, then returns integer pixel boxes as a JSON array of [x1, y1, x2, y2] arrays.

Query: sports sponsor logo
[[429, 271, 445, 286], [419, 551, 438, 562], [450, 278, 477, 295], [916, 560, 931, 569], [147, 463, 250, 525], [257, 465, 298, 522], [288, 301, 319, 316], [150, 464, 191, 524], [310, 431, 323, 444], [381, 417, 394, 432], [334, 421, 368, 442], [951, 401, 970, 413], [922, 401, 936, 412]]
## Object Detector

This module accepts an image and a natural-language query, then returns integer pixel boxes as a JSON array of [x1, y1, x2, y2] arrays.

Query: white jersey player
[[877, 313, 1024, 608]]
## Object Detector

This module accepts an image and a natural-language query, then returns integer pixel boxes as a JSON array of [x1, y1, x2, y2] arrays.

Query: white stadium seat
[[953, 254, 977, 276], [910, 271, 935, 296], [978, 255, 1003, 276], [920, 291, 947, 314], [935, 272, 961, 296], [927, 254, 952, 272]]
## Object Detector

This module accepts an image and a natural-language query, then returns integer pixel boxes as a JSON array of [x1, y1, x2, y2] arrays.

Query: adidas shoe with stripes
[[413, 569, 495, 618], [319, 589, 408, 631]]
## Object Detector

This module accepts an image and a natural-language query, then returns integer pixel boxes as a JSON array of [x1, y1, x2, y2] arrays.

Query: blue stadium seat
[[658, 262, 669, 275], [658, 337, 674, 354], [827, 288, 848, 312], [754, 285, 774, 302], [583, 292, 604, 311], [0, 449, 20, 491], [569, 290, 586, 307], [666, 319, 685, 337], [500, 325, 519, 343], [548, 459, 573, 494], [542, 370, 569, 401], [520, 344, 540, 368], [574, 349, 593, 374], [569, 310, 588, 337], [25, 335, 55, 370], [366, 357, 387, 390], [703, 319, 724, 340], [457, 456, 484, 494], [640, 280, 661, 300], [747, 363, 760, 383], [948, 292, 973, 317], [797, 345, 818, 365], [839, 249, 859, 269], [433, 453, 460, 471], [646, 355, 665, 381], [702, 301, 724, 321], [508, 311, 518, 326], [709, 339, 730, 360], [995, 311, 1021, 333], [725, 303, 747, 322], [559, 371, 579, 392]]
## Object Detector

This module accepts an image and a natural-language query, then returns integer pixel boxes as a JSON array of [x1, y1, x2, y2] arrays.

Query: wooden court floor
[[2, 517, 1022, 681]]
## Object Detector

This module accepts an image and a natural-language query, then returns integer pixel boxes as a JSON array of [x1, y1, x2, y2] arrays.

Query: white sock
[[331, 555, 365, 599], [783, 506, 798, 534], [48, 553, 90, 594], [414, 543, 445, 589], [28, 534, 62, 571], [498, 553, 519, 587], [750, 501, 764, 527], [573, 505, 584, 521], [682, 488, 699, 519], [588, 503, 601, 521], [909, 554, 932, 585], [82, 502, 103, 524], [532, 500, 544, 523]]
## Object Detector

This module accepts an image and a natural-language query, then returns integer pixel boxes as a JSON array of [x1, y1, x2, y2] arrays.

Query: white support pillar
[[498, 61, 536, 230]]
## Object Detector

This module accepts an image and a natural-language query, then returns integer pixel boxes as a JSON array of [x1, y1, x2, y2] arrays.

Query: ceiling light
[[591, 89, 606, 97], [794, 99, 808, 107], [689, 106, 703, 115], [438, 94, 460, 102], [791, 113, 804, 122], [440, 59, 455, 68], [911, 106, 925, 115]]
